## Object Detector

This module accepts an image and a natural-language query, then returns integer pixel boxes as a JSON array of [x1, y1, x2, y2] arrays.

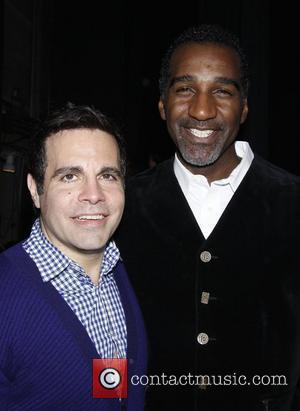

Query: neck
[[78, 253, 103, 285], [178, 143, 241, 184]]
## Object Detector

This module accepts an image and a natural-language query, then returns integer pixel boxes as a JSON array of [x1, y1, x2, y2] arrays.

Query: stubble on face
[[175, 123, 229, 167], [160, 42, 248, 177]]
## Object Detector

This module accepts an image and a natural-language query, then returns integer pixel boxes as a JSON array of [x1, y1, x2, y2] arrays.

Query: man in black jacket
[[116, 24, 300, 410]]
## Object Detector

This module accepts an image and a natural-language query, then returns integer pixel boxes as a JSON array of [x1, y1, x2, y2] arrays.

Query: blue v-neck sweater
[[0, 243, 147, 410]]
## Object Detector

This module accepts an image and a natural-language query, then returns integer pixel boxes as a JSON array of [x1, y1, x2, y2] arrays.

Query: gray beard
[[177, 139, 225, 168]]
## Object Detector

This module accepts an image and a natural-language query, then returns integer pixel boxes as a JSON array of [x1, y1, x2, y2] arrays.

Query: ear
[[27, 174, 41, 209], [240, 99, 248, 124], [158, 99, 166, 120]]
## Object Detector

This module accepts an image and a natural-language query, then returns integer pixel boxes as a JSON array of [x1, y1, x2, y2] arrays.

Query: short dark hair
[[159, 24, 249, 99], [28, 102, 126, 194]]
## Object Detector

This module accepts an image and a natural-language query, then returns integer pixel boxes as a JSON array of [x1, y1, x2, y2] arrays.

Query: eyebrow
[[52, 165, 122, 179], [169, 75, 195, 88], [52, 166, 83, 178], [169, 74, 241, 92], [100, 166, 122, 178], [214, 76, 241, 92]]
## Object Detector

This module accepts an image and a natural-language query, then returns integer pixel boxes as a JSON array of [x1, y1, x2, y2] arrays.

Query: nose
[[78, 177, 105, 204], [188, 92, 217, 120]]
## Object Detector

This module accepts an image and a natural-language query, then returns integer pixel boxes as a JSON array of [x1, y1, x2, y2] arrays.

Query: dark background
[[0, 0, 298, 249]]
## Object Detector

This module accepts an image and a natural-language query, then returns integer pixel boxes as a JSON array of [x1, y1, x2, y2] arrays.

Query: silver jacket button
[[197, 332, 209, 345], [200, 251, 212, 263], [201, 291, 210, 304]]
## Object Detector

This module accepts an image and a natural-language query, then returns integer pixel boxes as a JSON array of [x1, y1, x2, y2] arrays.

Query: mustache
[[179, 118, 221, 129]]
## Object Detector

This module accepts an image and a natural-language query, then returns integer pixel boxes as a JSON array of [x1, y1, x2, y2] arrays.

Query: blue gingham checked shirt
[[23, 219, 127, 358]]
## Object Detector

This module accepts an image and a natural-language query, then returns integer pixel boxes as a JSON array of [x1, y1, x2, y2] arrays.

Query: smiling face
[[27, 128, 125, 265], [159, 42, 248, 176]]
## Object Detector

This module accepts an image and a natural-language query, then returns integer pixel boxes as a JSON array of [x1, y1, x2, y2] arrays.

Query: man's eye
[[176, 87, 193, 95], [101, 174, 117, 181], [214, 89, 233, 96], [62, 174, 77, 182]]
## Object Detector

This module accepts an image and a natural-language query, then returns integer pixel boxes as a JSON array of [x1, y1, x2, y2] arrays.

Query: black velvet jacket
[[115, 155, 300, 411]]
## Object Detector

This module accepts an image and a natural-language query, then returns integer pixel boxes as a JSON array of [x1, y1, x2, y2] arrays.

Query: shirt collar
[[23, 218, 120, 282], [174, 141, 254, 193]]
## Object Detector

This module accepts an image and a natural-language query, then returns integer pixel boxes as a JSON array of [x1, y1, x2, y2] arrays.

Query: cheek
[[40, 189, 74, 218], [118, 192, 125, 211], [110, 189, 125, 213], [165, 106, 179, 127], [167, 101, 185, 117], [168, 104, 189, 130], [220, 106, 243, 125]]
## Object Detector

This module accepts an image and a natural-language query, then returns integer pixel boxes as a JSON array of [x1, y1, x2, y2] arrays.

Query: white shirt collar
[[174, 141, 254, 193]]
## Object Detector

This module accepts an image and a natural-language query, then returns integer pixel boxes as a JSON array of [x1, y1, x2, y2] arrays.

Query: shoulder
[[114, 260, 136, 295], [127, 158, 174, 188], [250, 155, 300, 191], [125, 158, 176, 203], [245, 156, 300, 223], [0, 243, 25, 275], [0, 243, 35, 293], [0, 244, 40, 336]]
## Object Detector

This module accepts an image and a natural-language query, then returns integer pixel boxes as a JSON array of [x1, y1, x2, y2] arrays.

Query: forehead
[[170, 42, 242, 80], [45, 128, 119, 166]]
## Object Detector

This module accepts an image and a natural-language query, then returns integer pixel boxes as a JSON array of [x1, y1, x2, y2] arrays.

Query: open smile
[[189, 128, 215, 138], [182, 127, 219, 143], [71, 214, 108, 225], [74, 214, 106, 221]]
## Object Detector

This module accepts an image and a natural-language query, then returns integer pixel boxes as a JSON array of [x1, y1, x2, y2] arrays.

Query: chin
[[74, 240, 106, 252], [183, 149, 221, 167], [78, 247, 105, 255]]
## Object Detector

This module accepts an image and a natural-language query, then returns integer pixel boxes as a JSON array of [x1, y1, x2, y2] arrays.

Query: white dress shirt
[[174, 141, 254, 239]]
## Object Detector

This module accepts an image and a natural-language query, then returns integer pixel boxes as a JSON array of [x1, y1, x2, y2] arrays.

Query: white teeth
[[190, 129, 214, 138], [77, 215, 104, 220]]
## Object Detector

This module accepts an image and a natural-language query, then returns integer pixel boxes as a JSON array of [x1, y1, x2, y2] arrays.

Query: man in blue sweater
[[0, 103, 147, 410]]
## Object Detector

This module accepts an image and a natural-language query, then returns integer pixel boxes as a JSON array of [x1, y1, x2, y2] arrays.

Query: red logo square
[[93, 358, 128, 398]]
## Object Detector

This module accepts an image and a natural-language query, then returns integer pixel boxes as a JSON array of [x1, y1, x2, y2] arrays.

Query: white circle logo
[[99, 367, 121, 389]]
